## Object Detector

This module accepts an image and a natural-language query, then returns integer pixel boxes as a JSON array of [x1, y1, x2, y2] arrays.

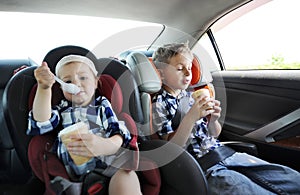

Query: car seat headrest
[[190, 54, 202, 86], [126, 52, 161, 94], [98, 74, 123, 114], [188, 54, 213, 89], [123, 51, 211, 91], [43, 45, 99, 75]]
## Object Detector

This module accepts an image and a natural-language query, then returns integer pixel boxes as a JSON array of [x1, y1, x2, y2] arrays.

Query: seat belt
[[171, 95, 236, 172], [171, 96, 190, 130]]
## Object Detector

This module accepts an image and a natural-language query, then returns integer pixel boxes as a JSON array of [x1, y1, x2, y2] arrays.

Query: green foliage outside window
[[227, 54, 300, 70]]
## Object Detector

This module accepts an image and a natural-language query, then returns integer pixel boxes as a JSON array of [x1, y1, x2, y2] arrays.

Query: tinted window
[[0, 12, 162, 62], [209, 0, 300, 70]]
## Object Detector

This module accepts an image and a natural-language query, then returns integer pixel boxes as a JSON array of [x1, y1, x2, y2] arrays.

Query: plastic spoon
[[54, 76, 80, 95], [29, 58, 80, 95]]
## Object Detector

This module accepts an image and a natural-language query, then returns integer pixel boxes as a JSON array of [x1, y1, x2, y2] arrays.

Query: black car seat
[[2, 46, 140, 194], [29, 46, 139, 193], [1, 65, 46, 195], [0, 60, 34, 184]]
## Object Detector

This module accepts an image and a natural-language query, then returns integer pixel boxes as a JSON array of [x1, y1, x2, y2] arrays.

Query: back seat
[[0, 59, 32, 184]]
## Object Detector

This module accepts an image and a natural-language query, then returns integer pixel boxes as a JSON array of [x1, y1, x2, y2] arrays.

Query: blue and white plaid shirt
[[27, 96, 132, 177], [152, 89, 222, 158]]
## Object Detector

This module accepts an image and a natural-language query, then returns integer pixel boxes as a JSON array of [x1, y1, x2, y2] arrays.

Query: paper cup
[[192, 88, 214, 110], [58, 121, 91, 165], [192, 88, 210, 99]]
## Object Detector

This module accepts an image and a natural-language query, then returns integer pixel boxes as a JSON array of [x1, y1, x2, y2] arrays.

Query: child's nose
[[73, 78, 81, 86], [184, 69, 191, 76]]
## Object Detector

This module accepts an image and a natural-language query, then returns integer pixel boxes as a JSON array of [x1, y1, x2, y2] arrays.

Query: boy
[[151, 42, 300, 194], [27, 54, 142, 195]]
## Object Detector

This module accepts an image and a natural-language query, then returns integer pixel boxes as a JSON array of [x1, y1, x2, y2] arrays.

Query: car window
[[0, 12, 162, 62], [192, 34, 220, 84], [202, 0, 300, 70], [193, 33, 220, 72]]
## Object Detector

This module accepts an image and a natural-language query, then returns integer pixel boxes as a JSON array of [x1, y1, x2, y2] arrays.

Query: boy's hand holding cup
[[192, 88, 214, 110]]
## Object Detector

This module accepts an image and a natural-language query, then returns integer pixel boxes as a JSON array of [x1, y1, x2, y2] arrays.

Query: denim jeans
[[206, 152, 300, 195]]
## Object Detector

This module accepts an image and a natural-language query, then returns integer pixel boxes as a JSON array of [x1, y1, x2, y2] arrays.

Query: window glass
[[193, 33, 220, 72], [192, 34, 220, 84], [211, 0, 300, 70], [0, 12, 162, 62]]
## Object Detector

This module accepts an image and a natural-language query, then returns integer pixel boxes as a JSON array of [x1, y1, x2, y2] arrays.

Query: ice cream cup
[[58, 121, 91, 165], [192, 88, 214, 110], [192, 88, 211, 99]]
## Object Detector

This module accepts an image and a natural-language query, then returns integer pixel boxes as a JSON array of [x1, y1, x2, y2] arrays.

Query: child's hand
[[34, 62, 55, 89], [66, 133, 102, 157], [210, 99, 221, 122], [188, 95, 215, 121], [67, 133, 122, 157]]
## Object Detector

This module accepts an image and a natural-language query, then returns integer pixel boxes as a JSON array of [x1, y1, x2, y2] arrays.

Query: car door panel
[[212, 70, 300, 171]]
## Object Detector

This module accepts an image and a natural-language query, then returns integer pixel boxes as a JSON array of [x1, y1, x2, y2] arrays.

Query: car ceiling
[[0, 0, 250, 40]]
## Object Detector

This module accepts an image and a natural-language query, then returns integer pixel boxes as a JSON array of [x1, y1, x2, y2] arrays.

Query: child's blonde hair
[[152, 42, 193, 69]]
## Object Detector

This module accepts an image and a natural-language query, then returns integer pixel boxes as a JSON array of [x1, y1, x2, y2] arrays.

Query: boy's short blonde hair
[[152, 42, 193, 69]]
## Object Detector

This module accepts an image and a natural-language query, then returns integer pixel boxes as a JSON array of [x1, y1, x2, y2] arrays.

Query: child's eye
[[177, 67, 183, 71], [79, 76, 88, 81], [65, 80, 72, 83]]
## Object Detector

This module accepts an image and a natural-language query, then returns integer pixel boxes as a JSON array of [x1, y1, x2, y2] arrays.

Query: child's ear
[[158, 69, 164, 80], [95, 76, 100, 89]]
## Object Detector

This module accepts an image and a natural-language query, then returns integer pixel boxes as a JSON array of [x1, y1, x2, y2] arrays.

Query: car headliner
[[1, 0, 251, 40]]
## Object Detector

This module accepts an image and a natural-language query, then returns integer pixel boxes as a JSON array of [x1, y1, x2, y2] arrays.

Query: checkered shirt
[[27, 96, 132, 176], [152, 89, 222, 158]]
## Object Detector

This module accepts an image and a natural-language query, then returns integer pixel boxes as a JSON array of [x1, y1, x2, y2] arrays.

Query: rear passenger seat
[[0, 59, 32, 184]]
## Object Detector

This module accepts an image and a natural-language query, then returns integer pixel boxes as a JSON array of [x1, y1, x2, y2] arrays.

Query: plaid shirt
[[152, 89, 222, 158], [27, 96, 131, 176]]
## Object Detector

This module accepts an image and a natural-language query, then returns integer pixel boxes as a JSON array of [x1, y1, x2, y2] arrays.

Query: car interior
[[1, 45, 209, 194], [1, 0, 300, 194]]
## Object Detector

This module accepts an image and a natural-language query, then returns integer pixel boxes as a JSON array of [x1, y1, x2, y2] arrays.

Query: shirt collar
[[161, 88, 188, 100], [61, 95, 101, 108]]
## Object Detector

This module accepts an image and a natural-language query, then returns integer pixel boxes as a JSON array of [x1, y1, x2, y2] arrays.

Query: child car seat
[[125, 51, 213, 138], [27, 73, 139, 195], [125, 51, 208, 194], [3, 46, 138, 194]]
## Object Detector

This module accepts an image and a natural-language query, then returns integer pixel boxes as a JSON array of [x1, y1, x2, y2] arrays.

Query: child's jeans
[[206, 152, 300, 195]]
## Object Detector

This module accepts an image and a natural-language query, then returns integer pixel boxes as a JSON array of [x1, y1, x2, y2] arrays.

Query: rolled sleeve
[[113, 120, 132, 147], [99, 98, 132, 148], [26, 109, 60, 135]]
